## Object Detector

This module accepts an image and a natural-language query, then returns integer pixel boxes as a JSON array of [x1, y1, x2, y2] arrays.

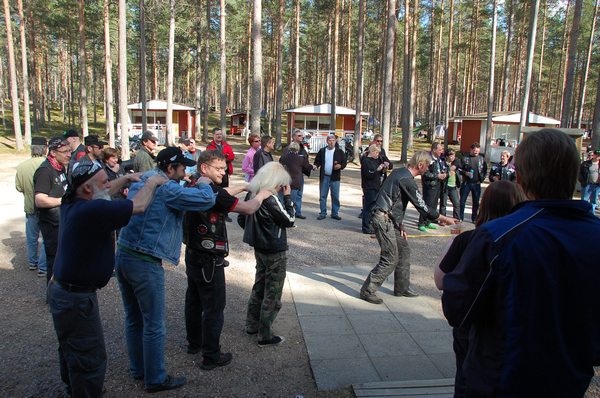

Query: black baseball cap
[[84, 135, 108, 147], [31, 137, 47, 146], [63, 129, 79, 138], [156, 147, 196, 167]]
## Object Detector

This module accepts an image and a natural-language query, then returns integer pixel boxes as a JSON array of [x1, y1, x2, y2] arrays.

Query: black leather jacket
[[489, 162, 516, 182], [458, 155, 487, 184], [241, 194, 295, 253], [371, 167, 439, 229], [422, 155, 447, 188]]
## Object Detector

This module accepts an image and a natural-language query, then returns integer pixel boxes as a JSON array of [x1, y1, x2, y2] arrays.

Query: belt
[[51, 277, 97, 293], [373, 209, 388, 215]]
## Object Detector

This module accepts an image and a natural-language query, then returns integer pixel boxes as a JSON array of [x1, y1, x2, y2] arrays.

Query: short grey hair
[[288, 142, 300, 153], [408, 151, 432, 168]]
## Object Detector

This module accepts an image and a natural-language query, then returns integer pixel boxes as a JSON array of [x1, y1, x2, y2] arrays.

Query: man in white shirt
[[314, 134, 347, 220]]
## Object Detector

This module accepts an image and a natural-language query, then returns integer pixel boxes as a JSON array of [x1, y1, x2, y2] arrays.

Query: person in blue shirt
[[442, 129, 600, 397]]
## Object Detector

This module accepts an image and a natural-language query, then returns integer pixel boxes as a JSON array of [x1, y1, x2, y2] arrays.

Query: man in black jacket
[[253, 135, 275, 175], [359, 151, 457, 304], [579, 149, 600, 212], [182, 150, 270, 370], [458, 142, 487, 222], [418, 141, 447, 232], [314, 134, 347, 220]]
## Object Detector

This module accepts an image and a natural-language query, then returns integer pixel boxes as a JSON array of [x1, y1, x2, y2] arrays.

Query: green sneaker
[[418, 225, 428, 232], [426, 223, 438, 230]]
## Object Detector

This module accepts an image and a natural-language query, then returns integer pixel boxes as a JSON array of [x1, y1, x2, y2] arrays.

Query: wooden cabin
[[122, 100, 197, 144], [284, 103, 369, 153]]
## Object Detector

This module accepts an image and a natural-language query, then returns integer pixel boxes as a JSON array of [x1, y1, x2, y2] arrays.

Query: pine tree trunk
[[251, 0, 262, 135], [560, 0, 583, 128], [575, 0, 597, 128], [274, 0, 284, 148], [354, 0, 365, 158], [485, 0, 498, 155], [202, 0, 210, 142], [79, 0, 89, 136], [140, 0, 147, 133], [104, 0, 115, 146], [294, 0, 300, 107], [17, 0, 31, 144], [118, 0, 130, 159], [166, 0, 175, 144], [442, 0, 454, 144], [219, 0, 227, 135], [330, 0, 339, 132], [3, 0, 24, 150], [381, 0, 396, 152], [520, 0, 540, 128]]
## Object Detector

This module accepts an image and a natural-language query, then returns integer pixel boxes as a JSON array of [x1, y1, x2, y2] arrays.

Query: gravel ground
[[1, 135, 599, 397]]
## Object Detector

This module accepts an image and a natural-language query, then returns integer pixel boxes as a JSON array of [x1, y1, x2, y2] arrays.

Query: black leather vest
[[183, 210, 229, 255]]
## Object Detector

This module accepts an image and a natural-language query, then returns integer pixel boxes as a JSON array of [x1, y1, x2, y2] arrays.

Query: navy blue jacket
[[442, 200, 600, 397]]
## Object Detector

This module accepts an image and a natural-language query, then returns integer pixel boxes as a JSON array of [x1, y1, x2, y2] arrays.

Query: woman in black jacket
[[241, 162, 295, 347]]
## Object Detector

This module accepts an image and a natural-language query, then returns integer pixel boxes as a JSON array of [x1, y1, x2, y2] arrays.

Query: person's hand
[[465, 171, 473, 179], [257, 189, 272, 201], [282, 184, 291, 195], [377, 164, 385, 171], [438, 172, 446, 180], [196, 176, 211, 185], [313, 165, 318, 170], [401, 229, 408, 240], [127, 172, 143, 183], [437, 215, 459, 226]]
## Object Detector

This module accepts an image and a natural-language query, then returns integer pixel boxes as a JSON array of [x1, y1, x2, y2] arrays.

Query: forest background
[[0, 0, 598, 161]]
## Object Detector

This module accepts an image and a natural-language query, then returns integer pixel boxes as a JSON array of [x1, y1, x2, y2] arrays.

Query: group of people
[[14, 127, 600, 397], [15, 128, 297, 396]]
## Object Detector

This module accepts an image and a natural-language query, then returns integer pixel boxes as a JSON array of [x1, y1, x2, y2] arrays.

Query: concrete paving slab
[[428, 353, 457, 378], [294, 301, 346, 317], [410, 331, 454, 355], [303, 333, 368, 360], [358, 332, 424, 357], [298, 314, 354, 335], [371, 355, 445, 381], [347, 313, 406, 334], [311, 357, 381, 390]]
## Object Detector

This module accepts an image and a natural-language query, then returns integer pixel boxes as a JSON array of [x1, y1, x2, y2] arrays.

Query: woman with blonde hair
[[240, 162, 295, 347]]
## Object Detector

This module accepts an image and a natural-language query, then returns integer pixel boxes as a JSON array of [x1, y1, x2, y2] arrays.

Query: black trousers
[[184, 248, 226, 364], [38, 221, 59, 283], [418, 185, 441, 227]]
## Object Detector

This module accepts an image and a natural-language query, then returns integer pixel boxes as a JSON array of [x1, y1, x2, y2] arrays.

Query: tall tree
[[166, 0, 175, 145], [202, 0, 210, 141], [274, 0, 284, 148], [575, 0, 598, 128], [442, 0, 454, 142], [219, 0, 227, 134], [194, 3, 202, 140], [250, 0, 262, 135], [118, 0, 130, 159], [381, 0, 396, 152], [78, 0, 89, 137], [330, 0, 339, 132], [560, 0, 583, 128], [104, 0, 115, 146], [293, 0, 300, 107], [17, 0, 31, 145], [485, 0, 498, 155], [500, 0, 514, 111], [140, 0, 147, 133], [520, 0, 540, 128], [3, 0, 24, 151], [592, 64, 600, 150], [354, 0, 365, 159]]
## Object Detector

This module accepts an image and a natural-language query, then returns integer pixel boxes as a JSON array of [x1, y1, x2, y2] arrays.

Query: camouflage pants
[[361, 211, 411, 295], [246, 250, 287, 341]]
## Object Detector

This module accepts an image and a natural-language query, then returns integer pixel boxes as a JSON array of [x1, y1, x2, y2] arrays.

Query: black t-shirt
[[53, 198, 133, 288], [183, 184, 238, 255], [33, 160, 68, 226], [438, 229, 476, 273]]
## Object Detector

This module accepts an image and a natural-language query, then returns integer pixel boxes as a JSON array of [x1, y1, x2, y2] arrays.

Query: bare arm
[[129, 174, 168, 214], [231, 189, 272, 215], [35, 193, 62, 208], [224, 183, 249, 196], [434, 265, 446, 290]]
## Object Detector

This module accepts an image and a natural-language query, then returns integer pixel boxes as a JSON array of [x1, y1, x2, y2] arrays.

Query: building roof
[[128, 100, 195, 111], [284, 103, 369, 116], [452, 111, 560, 125]]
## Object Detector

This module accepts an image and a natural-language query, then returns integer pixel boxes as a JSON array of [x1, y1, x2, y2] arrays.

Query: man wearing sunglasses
[[49, 160, 166, 398], [33, 137, 72, 283]]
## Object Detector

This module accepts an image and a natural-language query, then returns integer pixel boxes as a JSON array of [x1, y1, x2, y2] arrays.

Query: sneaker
[[199, 352, 233, 370], [145, 375, 186, 393], [28, 264, 38, 271], [426, 223, 438, 230], [245, 328, 258, 336], [417, 225, 428, 232], [331, 215, 342, 220], [37, 270, 47, 277], [187, 345, 201, 354], [295, 214, 306, 219], [258, 336, 285, 347], [359, 291, 383, 304], [394, 288, 420, 298], [316, 215, 326, 220]]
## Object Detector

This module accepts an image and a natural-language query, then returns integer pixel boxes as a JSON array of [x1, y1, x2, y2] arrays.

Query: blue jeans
[[582, 184, 600, 212], [115, 250, 166, 387], [319, 175, 341, 217], [459, 182, 482, 222], [295, 176, 304, 215], [25, 213, 46, 271]]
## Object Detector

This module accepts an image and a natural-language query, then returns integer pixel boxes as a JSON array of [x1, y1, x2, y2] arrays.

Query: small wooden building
[[284, 103, 369, 153], [124, 100, 197, 143], [447, 111, 561, 154], [230, 112, 247, 135]]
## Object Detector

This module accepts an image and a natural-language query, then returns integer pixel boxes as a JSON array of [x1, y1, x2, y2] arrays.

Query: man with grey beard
[[48, 162, 166, 397]]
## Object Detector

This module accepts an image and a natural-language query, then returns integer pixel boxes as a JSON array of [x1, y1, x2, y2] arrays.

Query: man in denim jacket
[[116, 147, 216, 394]]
